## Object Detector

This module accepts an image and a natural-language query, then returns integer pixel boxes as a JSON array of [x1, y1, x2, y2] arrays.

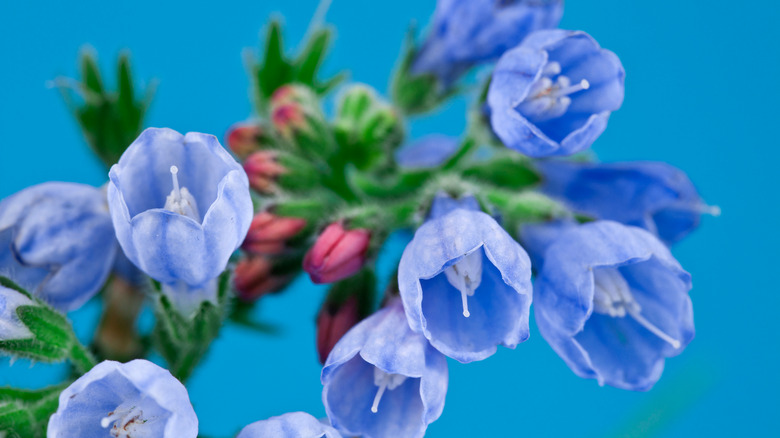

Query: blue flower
[[395, 135, 459, 169], [0, 284, 34, 341], [47, 359, 198, 437], [237, 412, 341, 438], [488, 30, 625, 157], [0, 182, 117, 312], [322, 300, 448, 438], [398, 194, 532, 363], [107, 128, 253, 312], [534, 220, 694, 391], [412, 0, 563, 87], [537, 160, 716, 244]]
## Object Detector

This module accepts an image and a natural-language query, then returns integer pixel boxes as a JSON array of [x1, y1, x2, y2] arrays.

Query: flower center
[[516, 61, 590, 123], [592, 268, 681, 348], [444, 249, 483, 318], [371, 367, 408, 414], [164, 165, 201, 222], [100, 401, 154, 438]]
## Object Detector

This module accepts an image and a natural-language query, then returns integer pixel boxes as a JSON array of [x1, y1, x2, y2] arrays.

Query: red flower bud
[[243, 151, 287, 194], [242, 212, 307, 255], [271, 103, 308, 140], [233, 256, 288, 302], [226, 123, 262, 159], [316, 295, 360, 364], [303, 222, 371, 284]]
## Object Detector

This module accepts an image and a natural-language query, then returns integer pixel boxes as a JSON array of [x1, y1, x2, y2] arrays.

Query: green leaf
[[462, 153, 541, 190], [257, 20, 294, 101], [79, 50, 104, 96], [485, 190, 569, 225], [0, 383, 67, 438], [294, 28, 331, 85]]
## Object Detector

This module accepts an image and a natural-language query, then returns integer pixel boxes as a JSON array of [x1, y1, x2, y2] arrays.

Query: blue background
[[1, 1, 777, 436]]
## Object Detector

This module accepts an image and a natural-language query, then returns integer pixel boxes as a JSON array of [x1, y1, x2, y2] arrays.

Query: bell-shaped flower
[[47, 359, 198, 437], [412, 0, 563, 87], [398, 194, 532, 363], [107, 128, 253, 313], [488, 29, 625, 157], [534, 220, 694, 391], [0, 182, 117, 312], [0, 284, 34, 341], [237, 412, 341, 438], [394, 135, 459, 169], [537, 160, 717, 244], [322, 300, 448, 438]]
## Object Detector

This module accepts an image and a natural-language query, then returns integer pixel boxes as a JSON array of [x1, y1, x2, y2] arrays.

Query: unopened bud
[[242, 212, 307, 255], [316, 295, 360, 364], [233, 256, 290, 302], [226, 123, 264, 159], [0, 285, 34, 341], [243, 151, 287, 194], [303, 222, 371, 284]]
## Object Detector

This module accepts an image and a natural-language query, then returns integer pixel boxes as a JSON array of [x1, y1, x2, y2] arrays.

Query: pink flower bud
[[303, 222, 371, 284], [226, 123, 262, 159], [271, 103, 307, 140], [233, 256, 289, 302], [316, 295, 360, 364], [242, 212, 307, 255], [243, 151, 287, 194]]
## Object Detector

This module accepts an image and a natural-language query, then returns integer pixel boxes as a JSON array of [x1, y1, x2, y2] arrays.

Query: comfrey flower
[[488, 30, 625, 157], [412, 0, 563, 87], [107, 128, 253, 313], [0, 182, 117, 312], [322, 300, 448, 438], [394, 135, 459, 169], [47, 359, 198, 437], [304, 222, 371, 284], [398, 194, 532, 363], [537, 160, 717, 244], [533, 220, 694, 391], [237, 412, 341, 438], [0, 284, 34, 341]]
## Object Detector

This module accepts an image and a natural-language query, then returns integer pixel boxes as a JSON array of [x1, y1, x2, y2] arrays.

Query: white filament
[[100, 402, 151, 438], [516, 61, 591, 123], [164, 165, 201, 222], [371, 368, 408, 414], [592, 268, 681, 349], [444, 250, 483, 318]]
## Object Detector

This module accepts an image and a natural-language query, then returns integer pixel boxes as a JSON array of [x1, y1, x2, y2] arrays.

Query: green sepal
[[390, 28, 458, 116], [0, 383, 68, 438], [461, 151, 541, 190], [151, 273, 231, 382], [333, 85, 404, 171], [275, 151, 324, 193], [484, 190, 569, 228], [55, 49, 154, 168], [253, 21, 345, 113]]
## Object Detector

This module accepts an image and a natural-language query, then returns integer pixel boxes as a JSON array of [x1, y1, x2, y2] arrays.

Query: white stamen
[[699, 204, 721, 217], [445, 250, 483, 318], [554, 79, 589, 97], [592, 268, 681, 348], [371, 368, 407, 414], [542, 61, 561, 76], [100, 402, 154, 438], [164, 165, 201, 222]]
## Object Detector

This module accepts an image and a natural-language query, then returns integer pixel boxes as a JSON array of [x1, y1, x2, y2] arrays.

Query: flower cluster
[[0, 1, 715, 437]]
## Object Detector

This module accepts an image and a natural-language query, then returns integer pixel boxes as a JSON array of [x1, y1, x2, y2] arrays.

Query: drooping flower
[[398, 194, 532, 363], [317, 295, 361, 365], [0, 284, 34, 341], [107, 128, 253, 313], [242, 212, 306, 256], [322, 300, 448, 438], [412, 0, 564, 87], [394, 135, 459, 169], [47, 359, 198, 437], [533, 220, 694, 391], [243, 151, 287, 194], [237, 412, 341, 438], [304, 222, 371, 284], [0, 182, 117, 312], [232, 256, 292, 302], [537, 160, 716, 244], [488, 29, 625, 157], [226, 122, 264, 159]]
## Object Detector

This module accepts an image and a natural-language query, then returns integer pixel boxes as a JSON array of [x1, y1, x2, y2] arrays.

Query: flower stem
[[69, 340, 97, 375]]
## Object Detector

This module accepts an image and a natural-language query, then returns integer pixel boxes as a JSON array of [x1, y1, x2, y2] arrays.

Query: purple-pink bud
[[303, 222, 371, 284], [233, 256, 289, 302], [243, 151, 287, 194], [242, 212, 306, 255], [226, 123, 263, 159], [316, 295, 360, 364]]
